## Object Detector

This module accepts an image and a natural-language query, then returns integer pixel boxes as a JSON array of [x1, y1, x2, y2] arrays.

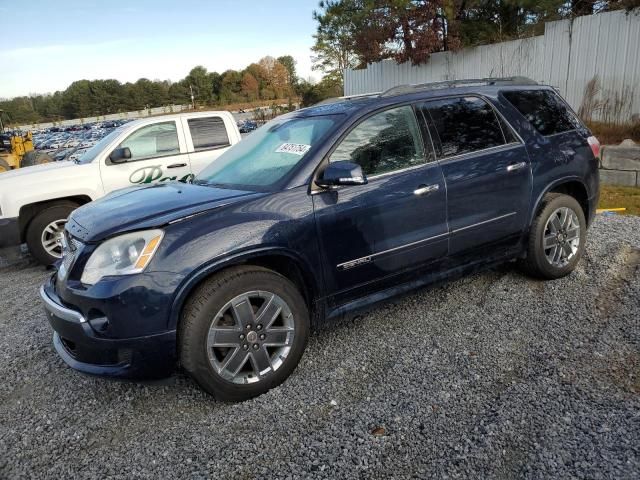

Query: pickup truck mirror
[[109, 147, 132, 163], [316, 161, 368, 188]]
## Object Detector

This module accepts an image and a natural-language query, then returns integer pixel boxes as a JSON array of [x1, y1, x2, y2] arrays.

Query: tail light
[[587, 136, 600, 159]]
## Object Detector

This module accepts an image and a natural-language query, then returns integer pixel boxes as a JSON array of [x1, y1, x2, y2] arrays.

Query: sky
[[0, 0, 321, 99]]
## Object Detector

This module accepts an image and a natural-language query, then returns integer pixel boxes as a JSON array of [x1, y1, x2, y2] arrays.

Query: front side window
[[116, 122, 180, 162], [422, 96, 507, 158], [502, 90, 580, 136], [329, 105, 426, 176], [195, 115, 339, 189], [188, 117, 230, 151]]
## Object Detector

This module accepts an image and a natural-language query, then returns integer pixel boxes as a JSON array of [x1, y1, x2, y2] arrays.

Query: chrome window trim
[[436, 142, 523, 165]]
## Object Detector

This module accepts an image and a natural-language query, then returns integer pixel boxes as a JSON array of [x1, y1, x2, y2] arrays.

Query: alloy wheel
[[40, 219, 67, 258], [206, 291, 295, 384], [543, 207, 580, 268]]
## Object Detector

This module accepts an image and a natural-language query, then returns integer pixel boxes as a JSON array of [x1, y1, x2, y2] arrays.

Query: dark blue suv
[[40, 78, 600, 401]]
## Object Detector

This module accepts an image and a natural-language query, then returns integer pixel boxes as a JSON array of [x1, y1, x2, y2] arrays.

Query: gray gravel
[[1, 215, 639, 479]]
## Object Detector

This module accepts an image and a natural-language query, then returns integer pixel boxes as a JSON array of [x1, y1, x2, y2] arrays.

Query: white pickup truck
[[0, 111, 242, 264]]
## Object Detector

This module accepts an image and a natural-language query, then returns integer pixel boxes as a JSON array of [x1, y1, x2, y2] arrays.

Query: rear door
[[182, 115, 233, 175], [99, 120, 191, 192], [420, 96, 532, 255], [313, 104, 448, 306]]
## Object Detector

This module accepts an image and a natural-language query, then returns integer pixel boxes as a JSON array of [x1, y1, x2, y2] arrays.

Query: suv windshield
[[75, 126, 125, 164], [195, 115, 340, 190]]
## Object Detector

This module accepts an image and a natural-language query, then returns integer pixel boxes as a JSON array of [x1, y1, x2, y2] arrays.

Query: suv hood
[[68, 182, 263, 242]]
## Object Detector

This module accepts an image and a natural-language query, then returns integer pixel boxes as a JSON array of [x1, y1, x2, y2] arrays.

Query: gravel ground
[[1, 215, 639, 479]]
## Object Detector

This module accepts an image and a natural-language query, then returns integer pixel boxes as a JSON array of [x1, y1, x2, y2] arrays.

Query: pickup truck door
[[99, 120, 192, 192], [182, 115, 235, 176]]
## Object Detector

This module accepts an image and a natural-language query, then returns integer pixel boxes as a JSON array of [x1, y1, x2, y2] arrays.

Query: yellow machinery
[[0, 111, 50, 173]]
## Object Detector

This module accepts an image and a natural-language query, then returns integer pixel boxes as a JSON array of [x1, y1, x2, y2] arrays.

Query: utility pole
[[189, 85, 195, 109]]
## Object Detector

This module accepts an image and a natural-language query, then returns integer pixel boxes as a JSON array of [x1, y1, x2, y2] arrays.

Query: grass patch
[[586, 121, 640, 145], [598, 185, 640, 216]]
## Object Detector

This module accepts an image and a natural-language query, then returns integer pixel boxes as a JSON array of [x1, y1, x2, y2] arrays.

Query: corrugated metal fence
[[345, 9, 640, 123]]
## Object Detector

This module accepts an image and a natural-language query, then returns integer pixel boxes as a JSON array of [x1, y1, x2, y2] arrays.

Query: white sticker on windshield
[[275, 143, 311, 156]]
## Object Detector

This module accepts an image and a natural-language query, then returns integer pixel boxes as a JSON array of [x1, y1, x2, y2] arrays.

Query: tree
[[277, 55, 298, 87], [241, 72, 259, 101], [185, 66, 214, 105], [311, 0, 359, 80]]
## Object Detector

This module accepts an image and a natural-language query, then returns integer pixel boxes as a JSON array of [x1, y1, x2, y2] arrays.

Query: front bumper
[[40, 276, 177, 379], [0, 217, 20, 248]]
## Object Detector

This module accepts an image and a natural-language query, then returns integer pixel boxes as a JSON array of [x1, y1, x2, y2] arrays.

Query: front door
[[99, 120, 191, 192], [313, 105, 449, 307], [419, 96, 532, 256]]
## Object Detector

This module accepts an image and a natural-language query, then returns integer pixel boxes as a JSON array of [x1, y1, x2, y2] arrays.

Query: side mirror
[[109, 147, 132, 163], [316, 161, 367, 188]]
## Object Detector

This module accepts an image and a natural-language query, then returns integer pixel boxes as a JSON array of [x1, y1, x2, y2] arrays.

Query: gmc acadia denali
[[40, 78, 600, 401]]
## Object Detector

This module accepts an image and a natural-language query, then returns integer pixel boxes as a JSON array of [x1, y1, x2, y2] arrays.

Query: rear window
[[421, 96, 511, 158], [188, 117, 230, 151], [502, 90, 579, 136]]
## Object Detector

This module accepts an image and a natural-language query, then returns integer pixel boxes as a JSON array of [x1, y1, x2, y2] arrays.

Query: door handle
[[167, 163, 187, 169], [506, 161, 526, 172], [413, 184, 440, 196]]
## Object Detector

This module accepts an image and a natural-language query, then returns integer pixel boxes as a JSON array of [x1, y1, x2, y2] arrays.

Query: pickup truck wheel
[[180, 266, 309, 402], [520, 193, 586, 279], [26, 203, 77, 265]]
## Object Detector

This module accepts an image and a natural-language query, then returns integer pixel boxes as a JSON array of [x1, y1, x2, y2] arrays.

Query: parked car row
[[31, 120, 133, 163], [1, 79, 602, 402]]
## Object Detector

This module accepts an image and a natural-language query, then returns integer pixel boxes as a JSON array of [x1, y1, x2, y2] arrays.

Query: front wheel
[[25, 203, 77, 265], [519, 193, 587, 279], [179, 266, 309, 401]]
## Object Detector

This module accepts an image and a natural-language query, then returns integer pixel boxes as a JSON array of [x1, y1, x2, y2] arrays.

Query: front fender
[[166, 246, 319, 330]]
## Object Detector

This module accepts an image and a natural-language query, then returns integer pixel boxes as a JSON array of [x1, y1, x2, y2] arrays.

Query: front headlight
[[81, 229, 164, 285]]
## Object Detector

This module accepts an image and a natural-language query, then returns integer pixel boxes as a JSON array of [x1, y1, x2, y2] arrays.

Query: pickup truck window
[[188, 117, 230, 151], [422, 96, 507, 158], [195, 115, 339, 189], [117, 122, 180, 162], [329, 105, 425, 176]]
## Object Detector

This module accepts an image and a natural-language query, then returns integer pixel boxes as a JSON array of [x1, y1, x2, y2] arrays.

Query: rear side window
[[188, 117, 230, 151], [502, 90, 579, 136], [421, 97, 509, 158]]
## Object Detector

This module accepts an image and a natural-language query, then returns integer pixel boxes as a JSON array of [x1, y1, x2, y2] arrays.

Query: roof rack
[[380, 76, 538, 97], [315, 92, 382, 106]]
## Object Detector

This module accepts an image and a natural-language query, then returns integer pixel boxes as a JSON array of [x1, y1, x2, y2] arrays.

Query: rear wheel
[[25, 203, 78, 265], [180, 266, 309, 401], [519, 193, 586, 279], [0, 158, 10, 173]]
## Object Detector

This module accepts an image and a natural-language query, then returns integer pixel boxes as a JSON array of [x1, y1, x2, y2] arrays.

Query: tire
[[519, 193, 587, 279], [25, 203, 78, 265], [180, 265, 309, 402], [21, 151, 52, 168], [0, 158, 10, 173]]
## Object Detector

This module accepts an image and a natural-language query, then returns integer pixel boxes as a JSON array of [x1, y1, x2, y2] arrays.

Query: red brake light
[[587, 136, 600, 159]]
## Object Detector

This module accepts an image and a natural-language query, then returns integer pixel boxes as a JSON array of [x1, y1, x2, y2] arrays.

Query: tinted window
[[117, 122, 179, 161], [330, 105, 425, 176], [503, 90, 579, 136], [422, 97, 506, 158], [188, 117, 230, 151]]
